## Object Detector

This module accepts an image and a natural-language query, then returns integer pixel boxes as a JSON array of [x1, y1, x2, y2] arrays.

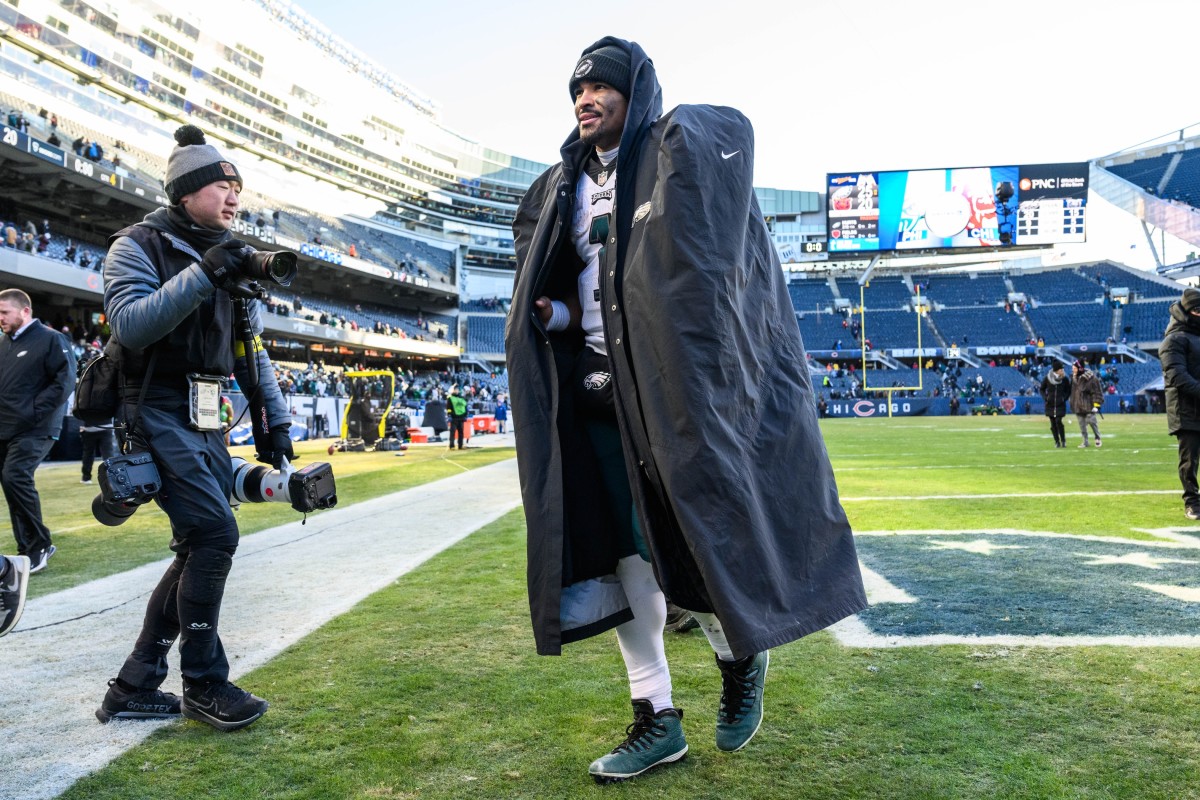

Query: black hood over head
[[559, 37, 661, 269], [1166, 300, 1200, 337]]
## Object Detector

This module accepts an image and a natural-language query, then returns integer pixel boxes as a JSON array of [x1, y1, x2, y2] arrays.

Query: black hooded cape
[[506, 36, 867, 658]]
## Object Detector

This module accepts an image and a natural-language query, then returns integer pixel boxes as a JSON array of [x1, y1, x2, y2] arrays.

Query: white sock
[[690, 611, 735, 661], [614, 555, 673, 712]]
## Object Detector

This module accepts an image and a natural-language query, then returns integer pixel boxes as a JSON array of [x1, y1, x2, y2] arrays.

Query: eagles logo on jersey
[[583, 371, 611, 390]]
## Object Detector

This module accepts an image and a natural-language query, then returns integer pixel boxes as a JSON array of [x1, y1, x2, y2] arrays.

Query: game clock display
[[826, 162, 1088, 253]]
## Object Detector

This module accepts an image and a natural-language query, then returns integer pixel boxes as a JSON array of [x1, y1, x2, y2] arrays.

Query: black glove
[[200, 240, 260, 299], [258, 424, 295, 469]]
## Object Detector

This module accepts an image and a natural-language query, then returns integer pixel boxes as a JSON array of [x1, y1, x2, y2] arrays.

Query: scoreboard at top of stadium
[[826, 162, 1088, 254]]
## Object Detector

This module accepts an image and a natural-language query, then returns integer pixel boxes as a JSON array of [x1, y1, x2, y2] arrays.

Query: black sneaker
[[0, 555, 30, 637], [182, 681, 269, 731], [96, 678, 182, 723], [28, 545, 56, 574], [1186, 507, 1200, 521], [664, 602, 699, 633]]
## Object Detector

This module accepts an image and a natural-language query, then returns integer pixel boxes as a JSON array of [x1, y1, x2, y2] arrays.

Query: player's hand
[[533, 296, 554, 325]]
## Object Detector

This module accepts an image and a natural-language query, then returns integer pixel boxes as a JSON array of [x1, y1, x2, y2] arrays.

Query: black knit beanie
[[1183, 286, 1200, 312], [164, 125, 242, 205], [569, 44, 631, 99]]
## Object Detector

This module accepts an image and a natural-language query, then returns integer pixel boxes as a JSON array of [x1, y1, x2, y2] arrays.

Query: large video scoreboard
[[826, 162, 1088, 254]]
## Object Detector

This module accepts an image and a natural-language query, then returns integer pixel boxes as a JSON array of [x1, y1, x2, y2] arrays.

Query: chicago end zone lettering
[[828, 401, 914, 417]]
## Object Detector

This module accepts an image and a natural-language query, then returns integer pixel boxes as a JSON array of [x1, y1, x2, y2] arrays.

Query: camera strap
[[121, 347, 159, 452]]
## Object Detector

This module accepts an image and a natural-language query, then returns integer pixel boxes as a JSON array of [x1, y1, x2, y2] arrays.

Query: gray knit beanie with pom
[[164, 125, 242, 204]]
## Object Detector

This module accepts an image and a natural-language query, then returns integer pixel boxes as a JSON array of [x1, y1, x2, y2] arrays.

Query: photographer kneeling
[[95, 126, 294, 731]]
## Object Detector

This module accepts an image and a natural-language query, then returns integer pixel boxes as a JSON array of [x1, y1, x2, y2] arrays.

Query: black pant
[[1177, 431, 1200, 510], [116, 404, 240, 690], [449, 417, 466, 449], [0, 432, 55, 555], [80, 427, 117, 480], [1048, 415, 1066, 446]]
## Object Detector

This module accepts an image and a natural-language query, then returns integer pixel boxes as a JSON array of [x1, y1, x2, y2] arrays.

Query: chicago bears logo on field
[[838, 529, 1200, 646]]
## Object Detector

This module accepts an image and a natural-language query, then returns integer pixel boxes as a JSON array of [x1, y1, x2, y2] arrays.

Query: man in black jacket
[[1161, 287, 1200, 519], [1040, 363, 1071, 448], [0, 289, 74, 573], [508, 39, 865, 783], [95, 126, 292, 732]]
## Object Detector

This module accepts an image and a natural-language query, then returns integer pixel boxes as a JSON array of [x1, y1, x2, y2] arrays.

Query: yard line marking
[[836, 461, 1172, 472], [842, 489, 1179, 502]]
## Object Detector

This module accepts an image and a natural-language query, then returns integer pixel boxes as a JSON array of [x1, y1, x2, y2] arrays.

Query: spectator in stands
[[1040, 363, 1070, 448], [507, 37, 864, 783], [64, 242, 77, 264], [1160, 287, 1200, 519], [1071, 360, 1104, 447], [96, 125, 287, 732], [47, 131, 60, 148], [0, 289, 74, 574], [3, 223, 15, 249]]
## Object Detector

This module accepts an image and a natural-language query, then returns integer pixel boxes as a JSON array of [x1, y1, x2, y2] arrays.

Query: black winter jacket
[[0, 320, 74, 439], [1161, 301, 1200, 434], [1039, 372, 1070, 417], [507, 36, 866, 659]]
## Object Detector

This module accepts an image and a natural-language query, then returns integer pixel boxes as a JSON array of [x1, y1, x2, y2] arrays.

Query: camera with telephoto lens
[[239, 249, 297, 287], [230, 456, 337, 513], [92, 452, 337, 525], [93, 451, 163, 526]]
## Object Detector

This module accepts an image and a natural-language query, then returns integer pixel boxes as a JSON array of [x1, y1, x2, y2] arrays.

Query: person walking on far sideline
[[1071, 360, 1103, 447], [1040, 363, 1070, 448], [506, 36, 866, 784], [0, 289, 75, 573], [1160, 287, 1200, 519]]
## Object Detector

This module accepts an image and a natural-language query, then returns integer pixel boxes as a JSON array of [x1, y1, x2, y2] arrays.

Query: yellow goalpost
[[857, 282, 926, 418]]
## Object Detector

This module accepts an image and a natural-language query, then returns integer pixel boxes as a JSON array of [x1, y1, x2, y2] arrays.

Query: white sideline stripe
[[842, 489, 1179, 502], [828, 615, 1200, 648], [0, 458, 523, 800]]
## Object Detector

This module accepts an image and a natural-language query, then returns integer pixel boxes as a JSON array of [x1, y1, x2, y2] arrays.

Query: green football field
[[30, 416, 1200, 799]]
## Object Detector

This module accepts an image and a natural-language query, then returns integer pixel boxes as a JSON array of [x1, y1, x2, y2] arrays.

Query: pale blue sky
[[294, 0, 1197, 193]]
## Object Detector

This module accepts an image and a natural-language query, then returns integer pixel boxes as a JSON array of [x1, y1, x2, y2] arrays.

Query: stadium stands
[[1025, 302, 1113, 344], [913, 272, 1009, 306], [838, 276, 911, 308], [788, 276, 836, 311], [927, 306, 1029, 347], [1118, 300, 1174, 342], [1009, 269, 1100, 303]]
